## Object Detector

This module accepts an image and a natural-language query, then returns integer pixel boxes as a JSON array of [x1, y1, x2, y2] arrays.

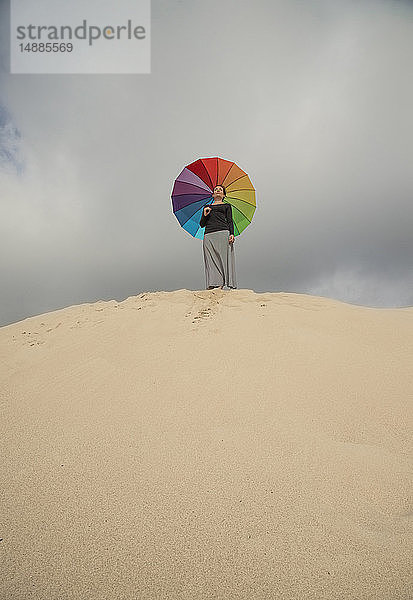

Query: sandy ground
[[1, 288, 412, 599]]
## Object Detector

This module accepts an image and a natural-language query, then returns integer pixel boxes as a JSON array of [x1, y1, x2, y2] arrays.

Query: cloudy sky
[[1, 0, 412, 327]]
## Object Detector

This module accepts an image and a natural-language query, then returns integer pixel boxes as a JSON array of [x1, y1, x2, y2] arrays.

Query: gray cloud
[[1, 0, 412, 326]]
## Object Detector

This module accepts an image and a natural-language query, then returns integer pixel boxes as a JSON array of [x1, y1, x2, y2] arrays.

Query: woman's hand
[[229, 234, 235, 244], [203, 206, 211, 217]]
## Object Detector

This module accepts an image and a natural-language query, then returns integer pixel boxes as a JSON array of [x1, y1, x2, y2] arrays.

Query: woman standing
[[199, 185, 237, 290]]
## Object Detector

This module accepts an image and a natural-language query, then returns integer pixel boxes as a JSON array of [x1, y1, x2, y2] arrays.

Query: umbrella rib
[[226, 199, 256, 223], [174, 179, 213, 194], [172, 191, 212, 198], [200, 158, 214, 190], [179, 200, 212, 229], [226, 173, 249, 187], [219, 161, 234, 186]]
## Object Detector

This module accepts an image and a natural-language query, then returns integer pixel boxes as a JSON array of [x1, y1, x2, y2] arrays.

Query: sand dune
[[1, 289, 412, 599]]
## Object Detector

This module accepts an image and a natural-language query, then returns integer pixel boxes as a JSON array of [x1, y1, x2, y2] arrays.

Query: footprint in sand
[[192, 308, 212, 323]]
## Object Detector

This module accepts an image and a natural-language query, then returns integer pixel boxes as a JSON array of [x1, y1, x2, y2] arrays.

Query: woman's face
[[213, 186, 224, 199]]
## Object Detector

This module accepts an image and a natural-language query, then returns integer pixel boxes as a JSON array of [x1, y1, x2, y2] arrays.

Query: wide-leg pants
[[202, 230, 237, 289]]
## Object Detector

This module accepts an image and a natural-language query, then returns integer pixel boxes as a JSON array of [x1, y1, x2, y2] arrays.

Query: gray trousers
[[202, 230, 237, 289]]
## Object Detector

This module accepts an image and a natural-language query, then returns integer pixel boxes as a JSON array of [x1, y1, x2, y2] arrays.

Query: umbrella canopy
[[171, 156, 256, 239]]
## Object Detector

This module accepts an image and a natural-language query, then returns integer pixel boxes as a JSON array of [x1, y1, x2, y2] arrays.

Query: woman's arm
[[200, 210, 209, 228], [226, 204, 234, 236]]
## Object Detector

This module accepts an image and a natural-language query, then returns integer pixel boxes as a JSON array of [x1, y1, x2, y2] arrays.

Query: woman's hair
[[215, 184, 226, 196]]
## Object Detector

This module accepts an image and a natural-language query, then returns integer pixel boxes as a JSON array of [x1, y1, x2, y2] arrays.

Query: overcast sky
[[1, 0, 412, 327]]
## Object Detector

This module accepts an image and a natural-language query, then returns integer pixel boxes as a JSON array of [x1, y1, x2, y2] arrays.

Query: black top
[[199, 203, 234, 236]]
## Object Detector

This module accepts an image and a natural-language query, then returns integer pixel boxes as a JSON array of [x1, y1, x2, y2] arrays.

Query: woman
[[199, 185, 237, 290]]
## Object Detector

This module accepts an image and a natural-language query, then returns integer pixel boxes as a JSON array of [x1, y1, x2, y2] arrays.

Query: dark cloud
[[0, 103, 24, 174]]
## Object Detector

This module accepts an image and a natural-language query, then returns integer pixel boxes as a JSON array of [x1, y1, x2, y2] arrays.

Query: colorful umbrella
[[171, 156, 256, 239]]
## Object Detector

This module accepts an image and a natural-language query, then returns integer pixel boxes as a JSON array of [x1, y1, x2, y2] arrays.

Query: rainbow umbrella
[[171, 156, 256, 239]]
